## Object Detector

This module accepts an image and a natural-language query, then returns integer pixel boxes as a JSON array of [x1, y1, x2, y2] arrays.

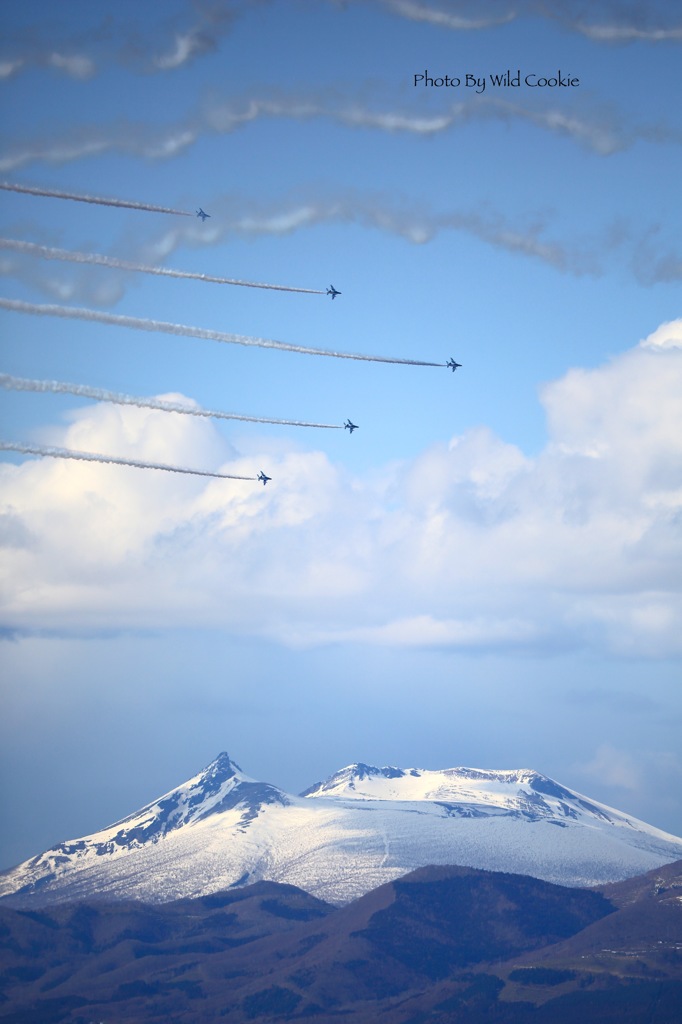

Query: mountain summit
[[100, 752, 290, 842], [302, 762, 624, 825], [2, 753, 681, 907]]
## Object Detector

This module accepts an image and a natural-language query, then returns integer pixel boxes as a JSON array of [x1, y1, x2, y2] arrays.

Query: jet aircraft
[[327, 285, 341, 300], [257, 470, 271, 485], [196, 208, 210, 221], [344, 420, 358, 433], [447, 358, 462, 372]]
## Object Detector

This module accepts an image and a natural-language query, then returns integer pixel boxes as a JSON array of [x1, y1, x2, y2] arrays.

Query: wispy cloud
[[1, 90, 678, 173], [381, 0, 682, 45], [0, 15, 103, 81], [6, 186, 677, 301], [203, 194, 593, 273], [46, 52, 96, 79], [0, 58, 25, 81], [0, 193, 613, 304], [132, 191, 678, 289], [2, 1, 679, 88], [380, 0, 516, 30], [632, 230, 682, 284], [0, 49, 96, 81], [5, 190, 669, 304], [568, 20, 682, 43], [153, 27, 219, 71], [0, 1, 238, 80]]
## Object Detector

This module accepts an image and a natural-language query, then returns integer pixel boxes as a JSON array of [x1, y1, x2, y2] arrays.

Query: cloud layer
[[2, 322, 680, 657]]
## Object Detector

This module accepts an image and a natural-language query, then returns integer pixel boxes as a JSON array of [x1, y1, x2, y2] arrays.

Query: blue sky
[[1, 0, 681, 870]]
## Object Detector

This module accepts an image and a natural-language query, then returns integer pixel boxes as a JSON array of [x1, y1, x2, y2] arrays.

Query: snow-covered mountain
[[2, 753, 681, 906]]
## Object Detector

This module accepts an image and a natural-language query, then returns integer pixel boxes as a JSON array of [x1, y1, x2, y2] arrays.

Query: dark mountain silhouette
[[1, 860, 680, 1022]]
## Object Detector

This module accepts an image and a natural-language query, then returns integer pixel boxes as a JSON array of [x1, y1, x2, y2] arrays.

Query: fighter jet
[[344, 419, 358, 433], [257, 470, 271, 485], [196, 208, 211, 221], [327, 285, 341, 300], [446, 358, 462, 372]]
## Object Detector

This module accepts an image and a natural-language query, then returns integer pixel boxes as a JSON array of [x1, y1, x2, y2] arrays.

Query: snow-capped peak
[[2, 752, 681, 908], [103, 750, 287, 841], [301, 762, 624, 825], [2, 753, 290, 901], [300, 762, 409, 796]]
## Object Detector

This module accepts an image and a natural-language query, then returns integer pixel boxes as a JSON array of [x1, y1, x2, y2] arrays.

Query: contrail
[[0, 373, 343, 430], [383, 0, 516, 31], [0, 237, 324, 296], [0, 440, 258, 481], [0, 298, 445, 367], [0, 180, 193, 217], [3, 94, 675, 175]]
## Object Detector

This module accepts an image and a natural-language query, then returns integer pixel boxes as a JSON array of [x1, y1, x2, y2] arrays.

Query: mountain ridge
[[2, 751, 681, 907], [2, 860, 681, 1023], [301, 760, 643, 828]]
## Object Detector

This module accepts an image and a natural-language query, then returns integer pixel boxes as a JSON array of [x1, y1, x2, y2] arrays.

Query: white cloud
[[1, 323, 681, 655], [47, 52, 96, 79], [292, 613, 540, 649], [640, 319, 682, 351]]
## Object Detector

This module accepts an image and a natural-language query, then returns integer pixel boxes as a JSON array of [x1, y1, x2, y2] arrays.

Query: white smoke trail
[[0, 180, 193, 217], [0, 440, 258, 481], [382, 0, 516, 30], [568, 19, 682, 42], [383, 1, 682, 42], [2, 93, 675, 174], [113, 194, 608, 280], [0, 298, 445, 368], [0, 238, 324, 295], [0, 373, 343, 430]]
